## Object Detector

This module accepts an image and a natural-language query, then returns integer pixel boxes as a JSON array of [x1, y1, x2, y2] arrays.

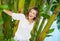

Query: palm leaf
[[46, 35, 52, 37], [38, 5, 60, 41], [47, 28, 54, 34]]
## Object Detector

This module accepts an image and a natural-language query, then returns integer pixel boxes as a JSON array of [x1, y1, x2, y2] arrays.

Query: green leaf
[[51, 4, 58, 11], [0, 18, 4, 24], [57, 12, 60, 32], [0, 4, 9, 10], [46, 35, 52, 37], [0, 27, 3, 32], [0, 8, 3, 11], [47, 0, 50, 5], [57, 24, 60, 32], [56, 0, 60, 4], [30, 32, 35, 37], [8, 37, 15, 41], [40, 13, 50, 19], [0, 32, 4, 37], [47, 28, 54, 34]]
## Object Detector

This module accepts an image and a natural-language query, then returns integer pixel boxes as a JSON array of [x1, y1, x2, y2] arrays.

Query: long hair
[[26, 7, 39, 21]]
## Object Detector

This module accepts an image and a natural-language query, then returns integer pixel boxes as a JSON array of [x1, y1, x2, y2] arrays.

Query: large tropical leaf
[[47, 0, 50, 5], [51, 1, 58, 11], [46, 35, 52, 37], [57, 12, 60, 32], [47, 28, 54, 34], [46, 28, 54, 37], [0, 4, 9, 10], [40, 13, 50, 19], [56, 0, 60, 4]]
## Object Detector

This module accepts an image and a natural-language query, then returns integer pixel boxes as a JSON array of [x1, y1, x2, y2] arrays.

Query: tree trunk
[[38, 5, 60, 41], [13, 0, 25, 36]]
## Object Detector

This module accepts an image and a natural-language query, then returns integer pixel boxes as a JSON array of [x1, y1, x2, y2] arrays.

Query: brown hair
[[26, 7, 39, 21]]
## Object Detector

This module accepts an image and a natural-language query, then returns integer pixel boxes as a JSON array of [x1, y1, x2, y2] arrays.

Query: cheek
[[32, 14, 36, 18], [29, 13, 35, 17], [32, 15, 36, 18]]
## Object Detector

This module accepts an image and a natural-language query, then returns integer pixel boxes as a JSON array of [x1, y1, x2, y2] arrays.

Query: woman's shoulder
[[18, 13, 26, 20], [17, 13, 25, 17], [18, 13, 25, 15]]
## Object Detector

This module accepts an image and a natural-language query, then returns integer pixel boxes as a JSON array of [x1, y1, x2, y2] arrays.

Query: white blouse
[[12, 13, 35, 40]]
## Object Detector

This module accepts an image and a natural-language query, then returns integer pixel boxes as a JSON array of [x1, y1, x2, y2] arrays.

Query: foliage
[[0, 0, 60, 41], [57, 12, 60, 32], [0, 18, 3, 24], [47, 28, 54, 34]]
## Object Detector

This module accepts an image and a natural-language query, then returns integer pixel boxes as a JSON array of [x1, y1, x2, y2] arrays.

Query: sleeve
[[12, 13, 25, 20]]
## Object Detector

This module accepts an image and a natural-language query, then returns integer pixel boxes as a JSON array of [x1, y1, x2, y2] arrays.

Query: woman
[[3, 7, 39, 41]]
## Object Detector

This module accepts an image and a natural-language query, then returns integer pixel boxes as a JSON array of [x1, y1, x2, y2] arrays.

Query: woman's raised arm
[[3, 9, 12, 16]]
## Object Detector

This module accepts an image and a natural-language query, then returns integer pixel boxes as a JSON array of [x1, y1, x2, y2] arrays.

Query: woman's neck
[[28, 19, 34, 24], [26, 17, 34, 24]]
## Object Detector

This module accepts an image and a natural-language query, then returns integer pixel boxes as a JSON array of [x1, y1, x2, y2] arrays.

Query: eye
[[33, 12, 36, 15], [31, 11, 35, 14]]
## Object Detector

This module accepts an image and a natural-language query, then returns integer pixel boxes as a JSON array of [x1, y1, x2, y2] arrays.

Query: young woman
[[3, 7, 39, 41]]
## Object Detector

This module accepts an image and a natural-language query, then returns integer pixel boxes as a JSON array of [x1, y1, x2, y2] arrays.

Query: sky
[[44, 20, 60, 41]]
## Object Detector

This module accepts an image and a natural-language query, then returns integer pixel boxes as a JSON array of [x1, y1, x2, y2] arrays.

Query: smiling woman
[[3, 7, 39, 41]]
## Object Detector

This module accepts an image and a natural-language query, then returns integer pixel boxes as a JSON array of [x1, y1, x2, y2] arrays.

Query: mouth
[[29, 15, 33, 18]]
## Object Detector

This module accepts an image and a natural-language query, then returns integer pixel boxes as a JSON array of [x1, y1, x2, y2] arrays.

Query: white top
[[12, 13, 35, 40]]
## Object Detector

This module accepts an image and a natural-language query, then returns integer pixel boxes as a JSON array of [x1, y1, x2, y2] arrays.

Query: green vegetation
[[0, 0, 60, 41]]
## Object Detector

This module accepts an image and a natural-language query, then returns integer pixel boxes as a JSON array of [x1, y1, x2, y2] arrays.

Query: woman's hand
[[0, 4, 12, 16], [3, 9, 12, 16]]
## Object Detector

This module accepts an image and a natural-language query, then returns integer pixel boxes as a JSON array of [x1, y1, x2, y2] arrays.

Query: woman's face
[[28, 9, 37, 20]]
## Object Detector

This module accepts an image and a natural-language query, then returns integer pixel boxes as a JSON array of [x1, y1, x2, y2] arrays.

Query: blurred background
[[0, 0, 60, 41]]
